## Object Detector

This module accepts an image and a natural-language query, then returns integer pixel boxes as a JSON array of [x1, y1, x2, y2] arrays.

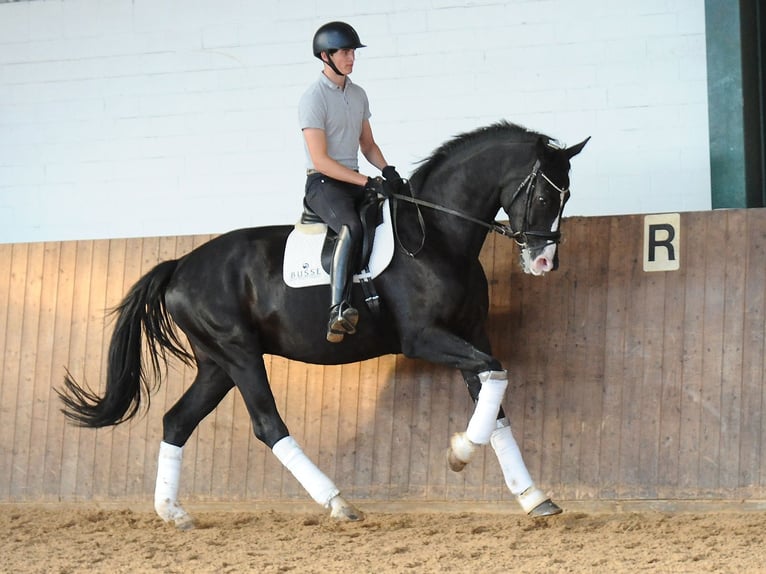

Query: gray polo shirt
[[299, 73, 371, 171]]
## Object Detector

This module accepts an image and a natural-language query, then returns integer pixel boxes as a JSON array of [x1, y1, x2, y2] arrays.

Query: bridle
[[502, 160, 570, 247], [390, 161, 570, 256]]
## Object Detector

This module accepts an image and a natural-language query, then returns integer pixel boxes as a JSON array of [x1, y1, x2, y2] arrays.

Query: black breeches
[[304, 174, 364, 245]]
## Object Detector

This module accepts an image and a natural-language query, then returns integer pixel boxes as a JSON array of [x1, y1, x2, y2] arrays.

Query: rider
[[299, 21, 403, 343]]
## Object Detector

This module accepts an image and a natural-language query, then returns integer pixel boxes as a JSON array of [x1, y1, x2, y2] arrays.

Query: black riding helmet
[[312, 21, 366, 76]]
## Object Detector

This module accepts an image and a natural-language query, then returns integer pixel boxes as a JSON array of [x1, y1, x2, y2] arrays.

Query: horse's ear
[[564, 137, 590, 159], [535, 137, 548, 159]]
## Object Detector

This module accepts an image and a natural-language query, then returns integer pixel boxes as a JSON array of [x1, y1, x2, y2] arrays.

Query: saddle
[[283, 194, 395, 315], [299, 192, 385, 275]]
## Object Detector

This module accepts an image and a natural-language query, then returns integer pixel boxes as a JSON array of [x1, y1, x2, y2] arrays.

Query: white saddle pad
[[283, 198, 395, 288]]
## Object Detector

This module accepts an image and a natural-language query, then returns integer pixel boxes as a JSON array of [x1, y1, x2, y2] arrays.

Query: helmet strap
[[323, 51, 345, 77]]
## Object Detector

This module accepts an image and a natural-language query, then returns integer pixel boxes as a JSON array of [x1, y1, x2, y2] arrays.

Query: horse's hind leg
[[229, 353, 364, 521], [450, 370, 562, 517], [155, 359, 234, 530]]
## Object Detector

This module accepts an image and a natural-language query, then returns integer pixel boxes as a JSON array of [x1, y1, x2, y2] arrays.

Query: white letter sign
[[643, 213, 680, 272]]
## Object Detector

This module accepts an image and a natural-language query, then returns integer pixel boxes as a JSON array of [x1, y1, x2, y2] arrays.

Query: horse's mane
[[410, 121, 544, 188]]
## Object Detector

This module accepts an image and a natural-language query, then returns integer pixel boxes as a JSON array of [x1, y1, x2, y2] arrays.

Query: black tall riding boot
[[327, 225, 359, 343]]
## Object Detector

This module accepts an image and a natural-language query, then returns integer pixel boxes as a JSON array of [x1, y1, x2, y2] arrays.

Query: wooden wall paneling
[[0, 244, 28, 499], [370, 354, 396, 500], [740, 210, 766, 488], [33, 243, 62, 499], [30, 242, 74, 498], [757, 211, 766, 491], [678, 212, 706, 493], [638, 252, 665, 497], [536, 216, 583, 499], [11, 243, 45, 499], [699, 213, 726, 493], [387, 355, 414, 498], [617, 216, 647, 497], [58, 241, 94, 500], [574, 216, 610, 499], [22, 243, 59, 498], [44, 241, 77, 498], [559, 215, 590, 498], [656, 220, 686, 492], [314, 362, 341, 496], [351, 357, 377, 498], [80, 240, 112, 500], [336, 361, 362, 497], [719, 210, 747, 490], [424, 365, 451, 501], [407, 362, 434, 499], [0, 244, 12, 498], [598, 216, 629, 499]]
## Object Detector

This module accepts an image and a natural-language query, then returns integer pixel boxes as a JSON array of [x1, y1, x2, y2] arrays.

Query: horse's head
[[502, 136, 589, 275]]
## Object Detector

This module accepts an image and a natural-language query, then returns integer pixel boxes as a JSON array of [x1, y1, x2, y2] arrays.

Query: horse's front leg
[[449, 369, 562, 517], [447, 369, 508, 470]]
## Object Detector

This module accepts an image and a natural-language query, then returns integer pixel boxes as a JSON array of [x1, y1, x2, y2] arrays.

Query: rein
[[390, 162, 570, 256]]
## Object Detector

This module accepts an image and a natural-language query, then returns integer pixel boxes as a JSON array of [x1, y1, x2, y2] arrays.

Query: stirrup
[[326, 303, 359, 343]]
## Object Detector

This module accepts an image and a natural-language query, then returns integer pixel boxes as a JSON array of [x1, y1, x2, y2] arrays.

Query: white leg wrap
[[465, 370, 508, 445], [154, 441, 188, 523], [272, 436, 340, 508], [490, 418, 534, 495]]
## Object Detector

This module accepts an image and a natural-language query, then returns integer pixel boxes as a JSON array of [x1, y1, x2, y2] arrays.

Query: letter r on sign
[[643, 213, 680, 272]]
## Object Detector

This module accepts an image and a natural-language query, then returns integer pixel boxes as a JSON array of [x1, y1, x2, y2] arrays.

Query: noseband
[[390, 161, 570, 256]]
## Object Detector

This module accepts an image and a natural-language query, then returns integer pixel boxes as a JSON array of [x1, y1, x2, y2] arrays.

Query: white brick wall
[[0, 0, 710, 243]]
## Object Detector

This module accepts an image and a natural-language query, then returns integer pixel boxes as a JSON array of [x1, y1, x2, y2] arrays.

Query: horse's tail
[[58, 259, 194, 428]]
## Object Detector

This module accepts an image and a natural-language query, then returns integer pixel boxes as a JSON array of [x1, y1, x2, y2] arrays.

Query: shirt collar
[[319, 72, 352, 91]]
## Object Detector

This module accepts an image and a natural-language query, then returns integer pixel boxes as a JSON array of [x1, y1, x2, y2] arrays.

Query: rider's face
[[326, 48, 356, 75]]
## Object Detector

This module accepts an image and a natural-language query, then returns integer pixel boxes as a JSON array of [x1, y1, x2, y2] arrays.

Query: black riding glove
[[365, 176, 393, 198], [382, 165, 402, 183], [382, 166, 407, 196]]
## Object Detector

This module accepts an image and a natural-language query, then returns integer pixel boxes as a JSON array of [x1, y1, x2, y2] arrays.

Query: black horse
[[59, 122, 588, 529]]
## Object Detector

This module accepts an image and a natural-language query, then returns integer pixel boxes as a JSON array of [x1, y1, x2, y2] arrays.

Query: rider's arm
[[303, 128, 369, 187], [359, 119, 388, 172]]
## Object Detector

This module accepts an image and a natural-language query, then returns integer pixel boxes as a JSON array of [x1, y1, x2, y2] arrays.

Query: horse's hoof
[[156, 499, 196, 530], [329, 495, 365, 521], [447, 432, 475, 472], [528, 499, 563, 517], [173, 513, 196, 530], [446, 448, 467, 472]]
